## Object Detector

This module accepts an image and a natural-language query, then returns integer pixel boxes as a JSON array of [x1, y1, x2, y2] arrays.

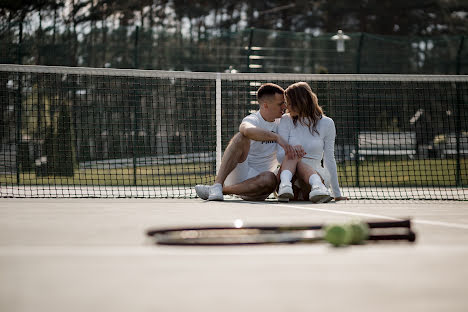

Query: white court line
[[411, 219, 468, 230], [278, 203, 468, 230], [279, 204, 403, 221]]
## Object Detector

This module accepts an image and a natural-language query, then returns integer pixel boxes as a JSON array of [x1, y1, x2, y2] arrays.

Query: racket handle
[[367, 219, 411, 229], [368, 230, 416, 242]]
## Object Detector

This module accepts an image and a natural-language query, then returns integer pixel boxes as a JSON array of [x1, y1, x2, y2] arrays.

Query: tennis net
[[1, 64, 467, 199]]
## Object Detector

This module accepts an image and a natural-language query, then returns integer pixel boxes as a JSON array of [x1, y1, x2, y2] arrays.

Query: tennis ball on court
[[324, 224, 351, 247], [348, 222, 369, 245]]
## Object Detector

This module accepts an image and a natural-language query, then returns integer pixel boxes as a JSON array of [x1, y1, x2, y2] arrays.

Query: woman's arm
[[323, 119, 346, 200]]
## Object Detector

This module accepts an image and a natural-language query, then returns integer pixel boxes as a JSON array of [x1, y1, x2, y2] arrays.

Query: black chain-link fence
[[1, 24, 466, 74]]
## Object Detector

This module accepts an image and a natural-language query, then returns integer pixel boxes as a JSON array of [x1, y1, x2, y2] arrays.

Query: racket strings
[[154, 228, 321, 245], [147, 219, 415, 246]]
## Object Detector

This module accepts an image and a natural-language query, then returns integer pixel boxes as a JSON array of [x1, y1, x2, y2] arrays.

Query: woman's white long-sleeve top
[[277, 114, 342, 197]]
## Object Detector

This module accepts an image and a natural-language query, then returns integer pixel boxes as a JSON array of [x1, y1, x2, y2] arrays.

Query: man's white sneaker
[[208, 183, 224, 201], [195, 185, 210, 200], [309, 185, 333, 203], [277, 183, 294, 202]]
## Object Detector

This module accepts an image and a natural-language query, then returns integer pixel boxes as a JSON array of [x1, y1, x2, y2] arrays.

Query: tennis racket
[[146, 219, 416, 246]]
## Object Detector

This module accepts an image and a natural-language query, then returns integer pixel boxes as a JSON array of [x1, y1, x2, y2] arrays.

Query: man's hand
[[276, 135, 294, 157], [292, 145, 305, 159], [277, 136, 304, 159], [239, 122, 304, 159]]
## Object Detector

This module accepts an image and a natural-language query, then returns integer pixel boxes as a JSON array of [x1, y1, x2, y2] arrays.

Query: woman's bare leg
[[295, 160, 332, 203], [275, 155, 300, 201]]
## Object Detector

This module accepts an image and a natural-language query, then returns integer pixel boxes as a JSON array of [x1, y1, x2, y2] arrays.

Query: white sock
[[309, 174, 324, 188], [280, 170, 293, 185]]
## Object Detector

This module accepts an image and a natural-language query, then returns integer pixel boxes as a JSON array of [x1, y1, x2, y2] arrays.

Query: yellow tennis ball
[[324, 224, 351, 247], [348, 222, 369, 245]]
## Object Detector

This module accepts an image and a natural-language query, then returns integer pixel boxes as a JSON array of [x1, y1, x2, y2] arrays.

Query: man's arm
[[239, 122, 277, 141], [239, 122, 296, 157]]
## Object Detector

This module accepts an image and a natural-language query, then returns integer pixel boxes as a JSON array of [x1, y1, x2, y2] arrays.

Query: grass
[[338, 158, 467, 186], [0, 162, 216, 186], [1, 159, 466, 187]]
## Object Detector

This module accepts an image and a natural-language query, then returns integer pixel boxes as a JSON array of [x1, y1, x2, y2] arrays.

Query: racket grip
[[367, 219, 411, 229], [368, 230, 416, 242]]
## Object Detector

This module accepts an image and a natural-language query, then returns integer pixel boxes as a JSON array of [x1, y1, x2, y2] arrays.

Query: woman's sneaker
[[309, 185, 333, 203], [277, 183, 294, 202]]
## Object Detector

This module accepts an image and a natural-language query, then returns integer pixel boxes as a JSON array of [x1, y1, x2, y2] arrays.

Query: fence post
[[246, 28, 254, 72], [354, 82, 361, 188], [15, 76, 23, 185], [455, 82, 462, 186], [134, 26, 139, 69], [355, 33, 364, 74], [132, 26, 140, 186], [132, 104, 138, 187], [456, 35, 465, 75], [354, 33, 364, 188], [455, 36, 464, 186], [15, 16, 23, 185], [16, 17, 23, 65]]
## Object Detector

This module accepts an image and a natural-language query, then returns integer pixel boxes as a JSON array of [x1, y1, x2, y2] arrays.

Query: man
[[195, 83, 295, 201]]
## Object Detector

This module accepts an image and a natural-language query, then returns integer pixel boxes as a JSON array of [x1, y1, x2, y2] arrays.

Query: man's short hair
[[257, 83, 284, 101]]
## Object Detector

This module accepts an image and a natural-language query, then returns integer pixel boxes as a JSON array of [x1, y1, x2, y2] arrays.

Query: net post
[[216, 73, 222, 174]]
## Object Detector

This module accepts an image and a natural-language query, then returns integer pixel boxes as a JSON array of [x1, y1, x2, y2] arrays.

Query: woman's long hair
[[285, 82, 323, 134]]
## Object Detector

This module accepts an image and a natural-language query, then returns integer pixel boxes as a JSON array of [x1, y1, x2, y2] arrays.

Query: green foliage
[[1, 1, 467, 72], [21, 84, 75, 176]]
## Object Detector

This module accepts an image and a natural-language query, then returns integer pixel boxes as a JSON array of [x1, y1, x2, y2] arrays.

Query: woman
[[276, 82, 347, 203]]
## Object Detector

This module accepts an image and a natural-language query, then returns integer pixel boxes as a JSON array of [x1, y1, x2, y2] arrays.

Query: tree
[[316, 0, 468, 35]]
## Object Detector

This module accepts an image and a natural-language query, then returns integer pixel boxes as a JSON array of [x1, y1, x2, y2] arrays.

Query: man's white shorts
[[224, 160, 278, 186]]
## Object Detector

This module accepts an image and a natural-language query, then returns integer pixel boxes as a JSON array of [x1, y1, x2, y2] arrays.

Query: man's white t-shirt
[[242, 111, 280, 173]]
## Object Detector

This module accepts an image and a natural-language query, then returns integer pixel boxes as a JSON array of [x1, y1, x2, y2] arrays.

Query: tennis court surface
[[1, 198, 467, 312]]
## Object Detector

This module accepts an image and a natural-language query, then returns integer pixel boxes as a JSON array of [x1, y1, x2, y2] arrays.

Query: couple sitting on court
[[195, 82, 348, 203]]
